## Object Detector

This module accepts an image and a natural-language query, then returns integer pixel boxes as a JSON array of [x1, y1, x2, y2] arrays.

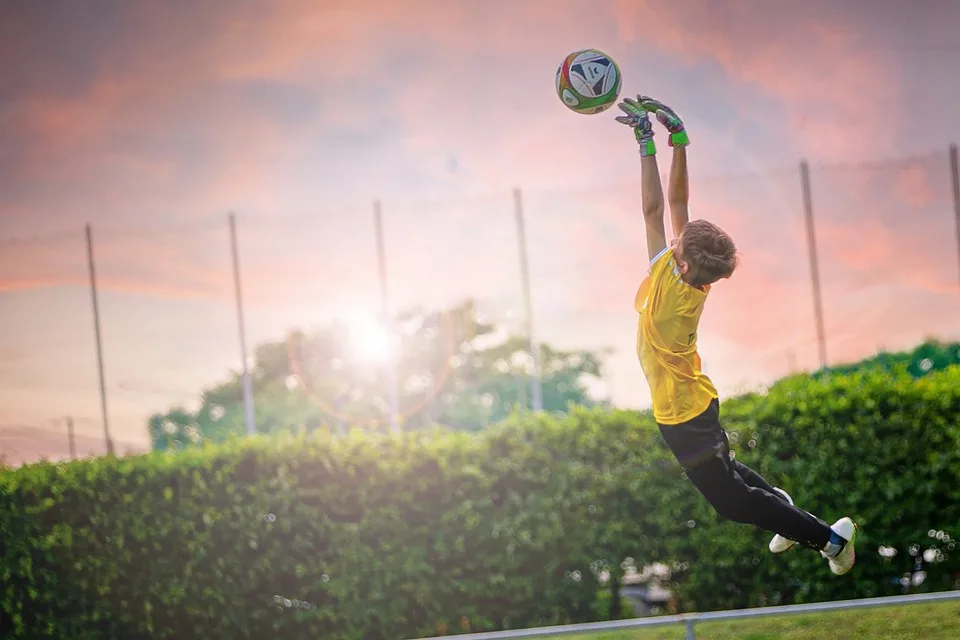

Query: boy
[[617, 95, 857, 575]]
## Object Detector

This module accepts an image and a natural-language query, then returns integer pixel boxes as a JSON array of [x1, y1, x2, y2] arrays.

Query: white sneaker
[[768, 487, 798, 553], [821, 517, 858, 575]]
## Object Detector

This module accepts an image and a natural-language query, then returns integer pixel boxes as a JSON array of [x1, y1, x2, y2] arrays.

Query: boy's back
[[636, 246, 717, 425]]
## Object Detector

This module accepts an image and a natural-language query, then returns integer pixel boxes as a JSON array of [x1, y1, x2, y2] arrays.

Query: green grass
[[543, 601, 960, 640]]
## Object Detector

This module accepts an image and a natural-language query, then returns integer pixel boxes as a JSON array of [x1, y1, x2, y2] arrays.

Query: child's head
[[673, 219, 739, 287]]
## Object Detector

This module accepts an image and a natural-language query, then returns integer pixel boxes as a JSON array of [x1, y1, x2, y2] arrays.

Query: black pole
[[228, 213, 256, 435], [85, 224, 114, 455], [373, 200, 400, 432], [514, 188, 543, 411], [949, 144, 960, 290], [67, 416, 77, 459], [799, 161, 827, 370]]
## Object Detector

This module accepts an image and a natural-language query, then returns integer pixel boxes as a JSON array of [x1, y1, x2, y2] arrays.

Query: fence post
[[228, 213, 256, 436], [373, 200, 400, 432], [949, 144, 960, 289], [799, 160, 827, 370], [684, 618, 697, 640], [513, 188, 543, 411], [66, 416, 77, 459], [85, 224, 114, 455]]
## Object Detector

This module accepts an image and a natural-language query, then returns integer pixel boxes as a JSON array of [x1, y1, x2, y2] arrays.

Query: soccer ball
[[555, 49, 621, 114]]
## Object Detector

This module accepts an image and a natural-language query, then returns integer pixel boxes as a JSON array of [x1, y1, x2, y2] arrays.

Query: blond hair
[[678, 219, 739, 280]]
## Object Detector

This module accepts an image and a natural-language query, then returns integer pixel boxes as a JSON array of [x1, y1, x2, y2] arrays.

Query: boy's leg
[[659, 400, 833, 551], [684, 451, 833, 551], [730, 458, 781, 496], [729, 456, 806, 552], [710, 415, 789, 498]]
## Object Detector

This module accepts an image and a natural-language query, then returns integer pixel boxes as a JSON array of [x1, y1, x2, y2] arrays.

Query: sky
[[2, 0, 960, 464]]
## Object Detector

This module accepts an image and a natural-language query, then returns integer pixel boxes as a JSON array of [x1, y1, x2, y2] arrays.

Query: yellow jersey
[[635, 247, 718, 425]]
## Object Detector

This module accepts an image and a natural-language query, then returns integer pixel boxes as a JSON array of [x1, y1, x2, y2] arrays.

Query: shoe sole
[[770, 538, 798, 553], [769, 488, 798, 553]]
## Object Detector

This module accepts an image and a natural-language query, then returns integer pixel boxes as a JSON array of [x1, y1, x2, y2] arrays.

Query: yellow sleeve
[[635, 248, 673, 313], [648, 246, 671, 270]]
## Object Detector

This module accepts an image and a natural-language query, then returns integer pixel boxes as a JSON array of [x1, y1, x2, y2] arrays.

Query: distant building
[[621, 582, 673, 617], [597, 563, 675, 617]]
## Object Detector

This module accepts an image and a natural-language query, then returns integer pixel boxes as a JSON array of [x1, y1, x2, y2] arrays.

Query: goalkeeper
[[618, 95, 857, 575]]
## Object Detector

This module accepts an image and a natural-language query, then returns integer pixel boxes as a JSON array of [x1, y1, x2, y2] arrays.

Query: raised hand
[[637, 95, 689, 147], [615, 96, 657, 157]]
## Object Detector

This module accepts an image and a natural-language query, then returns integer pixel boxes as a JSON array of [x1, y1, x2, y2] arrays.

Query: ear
[[676, 260, 690, 275]]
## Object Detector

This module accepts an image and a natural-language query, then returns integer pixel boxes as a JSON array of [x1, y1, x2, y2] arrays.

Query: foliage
[[5, 362, 960, 638], [2, 409, 671, 640], [812, 338, 960, 380], [149, 300, 610, 450]]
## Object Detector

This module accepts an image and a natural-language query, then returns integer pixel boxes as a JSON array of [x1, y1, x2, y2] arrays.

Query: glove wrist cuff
[[638, 139, 657, 157], [669, 131, 690, 147]]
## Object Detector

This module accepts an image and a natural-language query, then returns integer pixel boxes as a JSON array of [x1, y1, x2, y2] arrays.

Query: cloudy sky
[[2, 0, 959, 463]]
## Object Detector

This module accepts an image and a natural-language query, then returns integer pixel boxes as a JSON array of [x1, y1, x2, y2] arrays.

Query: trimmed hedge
[[0, 410, 681, 639], [812, 339, 960, 381], [2, 367, 960, 638]]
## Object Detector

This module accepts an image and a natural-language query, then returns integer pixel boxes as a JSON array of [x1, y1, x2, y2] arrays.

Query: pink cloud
[[0, 231, 235, 299], [611, 0, 903, 159], [897, 163, 937, 208], [4, 0, 925, 221], [823, 221, 959, 296]]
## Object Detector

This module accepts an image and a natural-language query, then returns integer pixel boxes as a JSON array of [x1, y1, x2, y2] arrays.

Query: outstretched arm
[[641, 154, 667, 261], [636, 97, 691, 238], [668, 146, 689, 238], [616, 97, 666, 262]]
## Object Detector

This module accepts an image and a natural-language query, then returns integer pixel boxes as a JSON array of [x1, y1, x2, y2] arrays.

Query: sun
[[348, 314, 395, 364]]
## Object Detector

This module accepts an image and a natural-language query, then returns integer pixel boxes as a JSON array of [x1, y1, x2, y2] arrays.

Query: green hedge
[[0, 410, 681, 639], [3, 367, 960, 638], [812, 339, 960, 380]]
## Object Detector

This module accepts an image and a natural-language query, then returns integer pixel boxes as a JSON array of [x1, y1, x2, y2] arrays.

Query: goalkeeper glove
[[637, 95, 689, 147], [615, 97, 657, 157]]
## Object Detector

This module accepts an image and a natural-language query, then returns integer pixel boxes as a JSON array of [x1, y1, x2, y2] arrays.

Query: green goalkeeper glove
[[615, 97, 657, 157], [637, 95, 689, 147]]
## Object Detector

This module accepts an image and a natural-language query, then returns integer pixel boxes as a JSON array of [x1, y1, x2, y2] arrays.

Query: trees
[[149, 300, 610, 450]]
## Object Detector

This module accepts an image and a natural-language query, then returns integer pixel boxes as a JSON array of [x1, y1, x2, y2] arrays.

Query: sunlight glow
[[348, 315, 396, 364]]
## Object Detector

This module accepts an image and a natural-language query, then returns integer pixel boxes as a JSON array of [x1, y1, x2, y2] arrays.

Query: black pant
[[658, 399, 832, 551]]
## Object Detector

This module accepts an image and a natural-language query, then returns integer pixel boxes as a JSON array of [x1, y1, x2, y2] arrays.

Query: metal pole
[[373, 200, 400, 432], [949, 143, 960, 289], [799, 161, 827, 370], [66, 416, 77, 460], [228, 213, 256, 436], [513, 188, 543, 411], [85, 224, 114, 456], [684, 618, 696, 640]]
